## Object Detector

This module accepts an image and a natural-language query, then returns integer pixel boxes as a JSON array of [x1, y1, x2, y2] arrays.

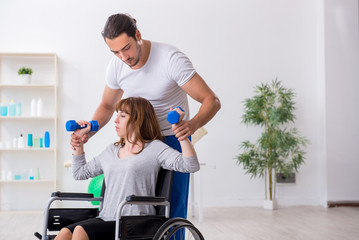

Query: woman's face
[[114, 110, 132, 138]]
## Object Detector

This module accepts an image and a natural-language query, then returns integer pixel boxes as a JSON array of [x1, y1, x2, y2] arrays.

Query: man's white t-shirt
[[105, 41, 196, 136]]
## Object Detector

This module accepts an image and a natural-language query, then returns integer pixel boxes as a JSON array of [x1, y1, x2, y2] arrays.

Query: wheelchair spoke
[[166, 223, 204, 240], [153, 218, 204, 240]]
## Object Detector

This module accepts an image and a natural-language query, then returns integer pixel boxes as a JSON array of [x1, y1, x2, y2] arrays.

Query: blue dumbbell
[[166, 107, 185, 124], [66, 120, 99, 132]]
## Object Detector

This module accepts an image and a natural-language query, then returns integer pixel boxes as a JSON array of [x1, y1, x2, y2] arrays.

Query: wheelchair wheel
[[153, 218, 204, 240]]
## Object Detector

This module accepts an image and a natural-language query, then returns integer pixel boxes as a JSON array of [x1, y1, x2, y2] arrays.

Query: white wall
[[325, 0, 359, 202], [0, 0, 358, 209]]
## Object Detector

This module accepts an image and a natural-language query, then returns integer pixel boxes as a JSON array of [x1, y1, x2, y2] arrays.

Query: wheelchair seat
[[35, 168, 204, 240]]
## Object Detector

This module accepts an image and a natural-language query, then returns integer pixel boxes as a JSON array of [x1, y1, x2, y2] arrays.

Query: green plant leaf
[[235, 79, 309, 199], [18, 67, 33, 75]]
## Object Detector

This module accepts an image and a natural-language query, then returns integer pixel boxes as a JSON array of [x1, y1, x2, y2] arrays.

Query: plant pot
[[19, 74, 31, 84], [263, 199, 278, 210]]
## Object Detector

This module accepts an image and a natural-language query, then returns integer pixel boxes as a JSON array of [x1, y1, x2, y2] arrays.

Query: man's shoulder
[[151, 41, 180, 55]]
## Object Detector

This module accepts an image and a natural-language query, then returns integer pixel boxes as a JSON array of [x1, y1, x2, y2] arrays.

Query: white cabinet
[[0, 53, 58, 211]]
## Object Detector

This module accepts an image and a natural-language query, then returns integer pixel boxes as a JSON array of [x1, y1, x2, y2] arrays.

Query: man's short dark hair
[[102, 13, 137, 40]]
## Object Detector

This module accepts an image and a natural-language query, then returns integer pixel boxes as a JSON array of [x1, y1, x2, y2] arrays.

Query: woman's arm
[[170, 107, 196, 158], [71, 120, 99, 180], [156, 139, 199, 173], [70, 121, 105, 180], [72, 120, 92, 155], [179, 138, 196, 158]]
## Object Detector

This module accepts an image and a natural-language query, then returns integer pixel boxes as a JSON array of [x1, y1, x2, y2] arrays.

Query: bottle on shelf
[[16, 102, 22, 116], [35, 168, 41, 180], [18, 134, 25, 148], [1, 170, 6, 181], [6, 171, 12, 181], [27, 133, 33, 148], [12, 137, 17, 148], [0, 99, 8, 116], [44, 131, 50, 148], [37, 98, 43, 116], [14, 170, 21, 180], [29, 168, 34, 180], [34, 136, 40, 148], [8, 99, 16, 116], [30, 98, 36, 116]]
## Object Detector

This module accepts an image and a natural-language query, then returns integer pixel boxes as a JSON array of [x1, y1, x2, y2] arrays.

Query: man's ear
[[135, 30, 142, 42]]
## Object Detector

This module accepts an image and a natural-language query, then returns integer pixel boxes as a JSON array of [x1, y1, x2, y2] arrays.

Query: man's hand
[[172, 120, 197, 141], [70, 120, 91, 150], [70, 132, 89, 150]]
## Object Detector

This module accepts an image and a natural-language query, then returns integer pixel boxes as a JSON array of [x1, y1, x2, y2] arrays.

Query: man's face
[[105, 32, 141, 68]]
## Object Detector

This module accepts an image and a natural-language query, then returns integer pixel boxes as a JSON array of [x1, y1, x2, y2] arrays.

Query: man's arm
[[173, 73, 221, 141], [91, 85, 124, 132], [70, 86, 123, 148]]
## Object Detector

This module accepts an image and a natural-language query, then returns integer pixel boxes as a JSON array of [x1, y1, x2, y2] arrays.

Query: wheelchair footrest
[[120, 215, 167, 240], [34, 232, 57, 240]]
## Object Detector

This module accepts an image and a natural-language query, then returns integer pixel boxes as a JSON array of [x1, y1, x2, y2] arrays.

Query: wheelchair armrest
[[116, 195, 170, 239], [51, 191, 94, 198], [42, 192, 103, 239], [126, 194, 166, 203]]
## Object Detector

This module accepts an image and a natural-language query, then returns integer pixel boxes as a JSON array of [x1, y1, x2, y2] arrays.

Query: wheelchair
[[34, 168, 204, 240]]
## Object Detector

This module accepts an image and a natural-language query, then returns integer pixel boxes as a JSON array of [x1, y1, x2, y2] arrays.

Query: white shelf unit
[[0, 53, 58, 211]]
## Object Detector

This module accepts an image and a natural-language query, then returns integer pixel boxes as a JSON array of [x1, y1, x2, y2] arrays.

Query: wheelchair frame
[[39, 192, 103, 240], [35, 169, 204, 240]]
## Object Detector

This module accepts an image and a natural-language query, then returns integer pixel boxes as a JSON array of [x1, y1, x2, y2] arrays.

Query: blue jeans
[[162, 135, 191, 220]]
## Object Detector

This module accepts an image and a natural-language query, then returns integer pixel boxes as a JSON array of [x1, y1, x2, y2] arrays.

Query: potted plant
[[18, 67, 33, 84], [236, 79, 308, 210]]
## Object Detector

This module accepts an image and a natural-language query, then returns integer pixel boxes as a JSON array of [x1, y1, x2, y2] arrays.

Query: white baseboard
[[203, 197, 322, 208]]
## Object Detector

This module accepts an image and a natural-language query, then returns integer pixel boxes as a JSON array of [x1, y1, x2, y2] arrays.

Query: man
[[72, 13, 220, 224]]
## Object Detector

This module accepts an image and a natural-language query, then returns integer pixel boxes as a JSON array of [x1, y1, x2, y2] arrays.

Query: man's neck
[[131, 39, 151, 69]]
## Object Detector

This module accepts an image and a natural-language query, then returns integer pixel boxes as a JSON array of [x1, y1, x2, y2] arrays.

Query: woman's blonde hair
[[115, 97, 162, 153]]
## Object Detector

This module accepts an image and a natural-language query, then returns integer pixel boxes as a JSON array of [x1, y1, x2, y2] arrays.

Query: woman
[[55, 97, 200, 240]]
